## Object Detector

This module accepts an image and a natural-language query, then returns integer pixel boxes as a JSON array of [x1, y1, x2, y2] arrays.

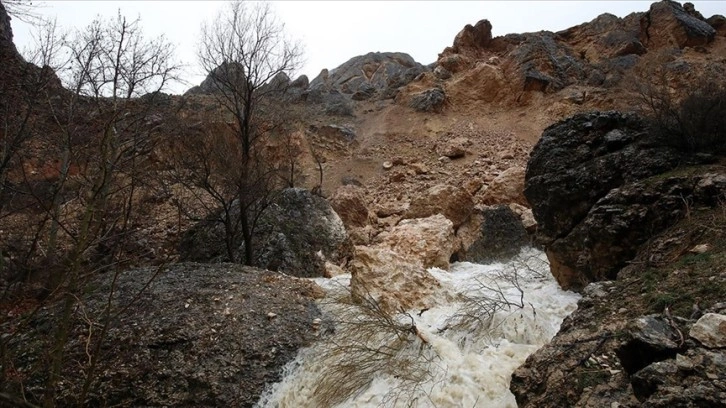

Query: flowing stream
[[257, 248, 580, 408]]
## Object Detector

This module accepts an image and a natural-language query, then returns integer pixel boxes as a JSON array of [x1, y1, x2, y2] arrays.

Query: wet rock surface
[[458, 205, 529, 264], [511, 109, 726, 406], [524, 111, 723, 289], [3, 263, 324, 407]]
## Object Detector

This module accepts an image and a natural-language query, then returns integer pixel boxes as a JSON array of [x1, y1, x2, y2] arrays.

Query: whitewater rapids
[[256, 248, 580, 408]]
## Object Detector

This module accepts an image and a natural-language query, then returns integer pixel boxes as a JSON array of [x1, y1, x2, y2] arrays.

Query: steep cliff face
[[512, 110, 726, 406]]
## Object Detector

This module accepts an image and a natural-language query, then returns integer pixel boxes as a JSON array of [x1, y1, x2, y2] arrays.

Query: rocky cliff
[[512, 110, 726, 406]]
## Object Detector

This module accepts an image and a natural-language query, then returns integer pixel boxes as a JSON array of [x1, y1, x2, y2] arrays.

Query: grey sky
[[9, 1, 725, 94]]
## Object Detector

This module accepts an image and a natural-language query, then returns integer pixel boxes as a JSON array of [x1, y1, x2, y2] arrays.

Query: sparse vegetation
[[631, 53, 726, 155], [305, 285, 438, 407]]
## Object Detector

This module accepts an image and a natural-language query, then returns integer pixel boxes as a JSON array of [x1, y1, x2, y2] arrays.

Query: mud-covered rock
[[349, 245, 441, 314], [1, 263, 323, 407], [374, 214, 456, 269], [329, 184, 376, 229], [404, 184, 474, 228]]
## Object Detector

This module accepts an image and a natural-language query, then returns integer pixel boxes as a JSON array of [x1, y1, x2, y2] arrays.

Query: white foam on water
[[257, 248, 580, 408]]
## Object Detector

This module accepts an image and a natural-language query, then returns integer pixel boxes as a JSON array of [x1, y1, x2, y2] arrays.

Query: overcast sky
[[9, 1, 725, 94]]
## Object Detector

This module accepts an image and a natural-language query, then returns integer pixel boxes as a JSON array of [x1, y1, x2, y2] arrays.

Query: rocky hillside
[[1, 0, 726, 406]]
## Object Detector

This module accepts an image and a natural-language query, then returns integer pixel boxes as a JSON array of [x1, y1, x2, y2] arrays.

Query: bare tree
[[182, 0, 303, 265], [0, 12, 179, 406]]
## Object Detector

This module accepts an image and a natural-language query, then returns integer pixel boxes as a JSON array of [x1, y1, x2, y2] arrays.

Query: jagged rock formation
[[185, 51, 428, 115], [3, 263, 324, 407], [179, 188, 353, 277], [396, 0, 726, 112], [308, 52, 426, 100], [511, 109, 726, 406], [525, 111, 694, 289]]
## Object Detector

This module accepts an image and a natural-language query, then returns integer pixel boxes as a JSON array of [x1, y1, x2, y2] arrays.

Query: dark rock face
[[0, 2, 14, 51], [512, 107, 726, 406], [524, 111, 693, 289], [2, 263, 323, 407], [408, 87, 446, 112], [179, 188, 352, 277], [254, 188, 353, 276], [459, 205, 528, 264]]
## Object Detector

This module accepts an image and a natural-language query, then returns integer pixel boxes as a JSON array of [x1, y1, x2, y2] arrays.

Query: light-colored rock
[[374, 200, 409, 218], [382, 161, 394, 170], [375, 214, 456, 269], [437, 137, 470, 159], [688, 244, 710, 254], [349, 246, 441, 314], [323, 261, 346, 278], [509, 203, 537, 232], [329, 185, 376, 229], [454, 211, 484, 256], [409, 161, 429, 175], [690, 313, 726, 348], [479, 166, 527, 206], [405, 184, 474, 228]]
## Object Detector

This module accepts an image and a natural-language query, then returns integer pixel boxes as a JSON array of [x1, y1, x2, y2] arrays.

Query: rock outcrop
[[511, 108, 726, 407], [640, 0, 716, 49], [179, 188, 353, 277], [308, 52, 426, 101], [457, 205, 529, 263], [3, 263, 324, 407], [405, 0, 721, 112], [524, 111, 704, 289]]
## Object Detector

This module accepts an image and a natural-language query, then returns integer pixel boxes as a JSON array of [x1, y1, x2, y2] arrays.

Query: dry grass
[[308, 284, 440, 407]]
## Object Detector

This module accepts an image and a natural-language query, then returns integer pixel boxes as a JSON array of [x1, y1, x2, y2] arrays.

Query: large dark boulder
[[458, 205, 529, 264], [524, 111, 724, 289], [1, 263, 323, 407], [179, 188, 353, 277]]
